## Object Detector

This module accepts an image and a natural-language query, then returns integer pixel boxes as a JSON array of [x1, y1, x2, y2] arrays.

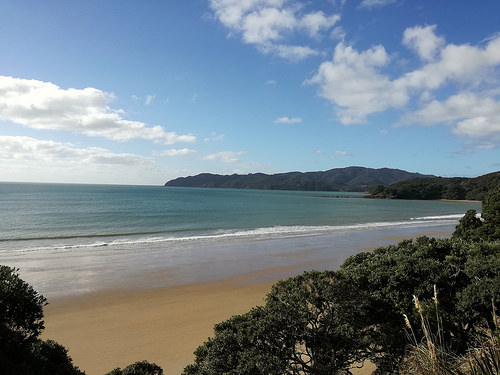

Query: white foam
[[2, 213, 466, 255]]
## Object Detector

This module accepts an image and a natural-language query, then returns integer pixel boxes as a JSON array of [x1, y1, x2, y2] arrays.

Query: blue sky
[[1, 0, 499, 185]]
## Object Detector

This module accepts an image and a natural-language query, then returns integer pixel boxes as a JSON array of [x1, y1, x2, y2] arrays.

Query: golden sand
[[44, 276, 272, 375]]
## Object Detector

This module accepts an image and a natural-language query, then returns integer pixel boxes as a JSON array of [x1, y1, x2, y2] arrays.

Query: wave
[[1, 213, 466, 254], [411, 214, 465, 220], [0, 230, 165, 242]]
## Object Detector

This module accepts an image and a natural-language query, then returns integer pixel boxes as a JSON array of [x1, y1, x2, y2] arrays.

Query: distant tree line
[[165, 167, 434, 192], [369, 171, 500, 201]]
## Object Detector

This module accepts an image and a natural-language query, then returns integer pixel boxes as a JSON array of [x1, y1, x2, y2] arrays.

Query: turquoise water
[[0, 182, 482, 297], [0, 182, 481, 254]]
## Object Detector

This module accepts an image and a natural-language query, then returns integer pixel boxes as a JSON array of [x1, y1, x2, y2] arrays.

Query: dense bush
[[105, 360, 163, 375], [0, 266, 84, 375], [184, 185, 500, 374]]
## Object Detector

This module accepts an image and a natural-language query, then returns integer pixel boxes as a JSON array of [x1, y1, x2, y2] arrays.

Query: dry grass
[[400, 287, 499, 375]]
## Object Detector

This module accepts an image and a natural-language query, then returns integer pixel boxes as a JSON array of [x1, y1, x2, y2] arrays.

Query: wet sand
[[39, 227, 455, 374]]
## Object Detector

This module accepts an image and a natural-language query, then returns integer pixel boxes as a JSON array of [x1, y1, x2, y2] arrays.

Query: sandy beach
[[43, 264, 377, 375], [36, 227, 455, 374], [43, 274, 274, 375]]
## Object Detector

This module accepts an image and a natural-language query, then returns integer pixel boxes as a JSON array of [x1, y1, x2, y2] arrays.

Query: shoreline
[[40, 227, 454, 375], [43, 262, 378, 375], [43, 268, 286, 375]]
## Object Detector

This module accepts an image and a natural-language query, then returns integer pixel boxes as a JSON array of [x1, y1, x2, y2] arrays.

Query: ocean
[[0, 182, 482, 298]]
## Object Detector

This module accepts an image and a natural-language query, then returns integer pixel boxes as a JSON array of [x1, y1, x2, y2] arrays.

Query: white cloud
[[306, 42, 408, 124], [0, 76, 196, 145], [204, 132, 226, 142], [145, 94, 156, 105], [402, 93, 500, 145], [160, 148, 197, 157], [299, 11, 340, 38], [402, 25, 445, 62], [0, 135, 174, 184], [209, 0, 340, 60], [307, 26, 500, 145], [331, 150, 348, 157], [398, 35, 500, 90], [274, 116, 302, 124], [330, 26, 346, 41], [0, 136, 154, 165], [359, 0, 397, 9], [273, 44, 319, 60], [203, 151, 245, 163]]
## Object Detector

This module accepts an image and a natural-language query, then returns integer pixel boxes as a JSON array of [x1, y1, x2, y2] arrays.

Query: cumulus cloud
[[307, 26, 500, 145], [203, 151, 245, 163], [398, 35, 500, 91], [274, 116, 302, 124], [305, 42, 407, 124], [402, 93, 500, 145], [209, 0, 340, 60], [0, 76, 196, 145], [160, 148, 197, 157], [403, 25, 445, 62]]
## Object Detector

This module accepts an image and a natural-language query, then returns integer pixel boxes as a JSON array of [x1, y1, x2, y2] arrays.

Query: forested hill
[[164, 167, 434, 192], [369, 171, 500, 201]]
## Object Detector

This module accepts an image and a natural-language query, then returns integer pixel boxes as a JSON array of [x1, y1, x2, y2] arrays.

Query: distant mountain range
[[164, 166, 435, 192]]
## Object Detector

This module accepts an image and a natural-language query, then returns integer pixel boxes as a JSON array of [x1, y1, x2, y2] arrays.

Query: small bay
[[0, 182, 482, 298]]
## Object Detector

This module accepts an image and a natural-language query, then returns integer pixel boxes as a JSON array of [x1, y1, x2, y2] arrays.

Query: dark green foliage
[[183, 307, 288, 375], [340, 237, 500, 367], [30, 339, 85, 375], [165, 167, 434, 192], [184, 272, 377, 375], [452, 209, 483, 241], [453, 184, 500, 242], [185, 235, 500, 374], [369, 171, 500, 201], [0, 265, 84, 375], [264, 271, 375, 375], [480, 184, 500, 240], [456, 241, 500, 328], [0, 266, 46, 345], [105, 360, 163, 375]]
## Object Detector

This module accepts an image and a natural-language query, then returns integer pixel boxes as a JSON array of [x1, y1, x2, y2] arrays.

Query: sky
[[1, 0, 500, 185]]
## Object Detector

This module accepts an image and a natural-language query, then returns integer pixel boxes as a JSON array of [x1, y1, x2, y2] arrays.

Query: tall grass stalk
[[400, 287, 499, 375]]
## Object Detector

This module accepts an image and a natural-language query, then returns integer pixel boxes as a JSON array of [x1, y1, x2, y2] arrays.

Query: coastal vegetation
[[0, 184, 499, 374], [369, 171, 500, 201], [183, 184, 500, 375], [165, 166, 434, 192]]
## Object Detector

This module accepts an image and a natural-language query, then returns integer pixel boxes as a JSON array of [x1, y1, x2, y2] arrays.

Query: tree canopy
[[0, 266, 84, 375], [369, 171, 500, 201], [184, 184, 500, 374]]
